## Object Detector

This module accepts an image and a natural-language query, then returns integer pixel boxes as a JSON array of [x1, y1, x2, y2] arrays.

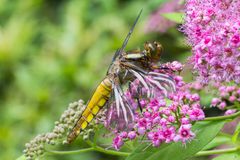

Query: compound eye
[[144, 42, 152, 52], [153, 41, 161, 47], [154, 41, 163, 53]]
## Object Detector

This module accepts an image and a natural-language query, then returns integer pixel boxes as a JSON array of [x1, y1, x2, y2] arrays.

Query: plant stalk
[[195, 147, 239, 156], [204, 111, 240, 121]]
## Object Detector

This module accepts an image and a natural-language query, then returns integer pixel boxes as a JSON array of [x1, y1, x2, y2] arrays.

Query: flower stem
[[195, 147, 240, 157], [204, 111, 240, 121], [46, 141, 130, 156], [46, 147, 94, 155], [46, 140, 130, 157], [46, 146, 130, 157], [94, 145, 130, 156], [86, 140, 130, 156]]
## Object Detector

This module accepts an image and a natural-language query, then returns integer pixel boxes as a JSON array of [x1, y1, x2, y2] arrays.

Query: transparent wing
[[105, 77, 135, 131], [126, 64, 176, 99], [112, 9, 143, 61], [105, 62, 175, 132], [107, 9, 142, 73]]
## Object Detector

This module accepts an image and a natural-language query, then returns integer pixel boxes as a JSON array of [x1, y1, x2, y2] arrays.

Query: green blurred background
[[0, 0, 189, 159]]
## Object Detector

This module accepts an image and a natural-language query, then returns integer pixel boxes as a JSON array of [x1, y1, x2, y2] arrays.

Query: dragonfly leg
[[136, 86, 143, 113]]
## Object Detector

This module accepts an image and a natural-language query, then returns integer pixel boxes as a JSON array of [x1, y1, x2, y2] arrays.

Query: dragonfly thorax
[[107, 57, 122, 77]]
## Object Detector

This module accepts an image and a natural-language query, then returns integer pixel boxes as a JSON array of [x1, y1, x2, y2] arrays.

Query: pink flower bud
[[168, 115, 175, 123], [119, 132, 128, 138], [128, 131, 136, 140], [138, 127, 146, 135], [191, 93, 200, 101], [218, 101, 226, 110], [229, 96, 236, 102], [211, 98, 221, 106], [113, 136, 124, 150], [224, 109, 237, 115]]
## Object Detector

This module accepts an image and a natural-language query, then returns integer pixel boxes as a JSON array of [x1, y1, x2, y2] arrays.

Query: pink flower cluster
[[211, 84, 240, 115], [110, 62, 205, 150], [183, 0, 240, 83]]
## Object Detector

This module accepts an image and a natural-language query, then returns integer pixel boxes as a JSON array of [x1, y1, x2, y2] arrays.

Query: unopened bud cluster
[[211, 84, 240, 115], [24, 100, 86, 160]]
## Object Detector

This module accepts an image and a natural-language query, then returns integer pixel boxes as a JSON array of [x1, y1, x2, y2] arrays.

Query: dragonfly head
[[144, 41, 163, 62]]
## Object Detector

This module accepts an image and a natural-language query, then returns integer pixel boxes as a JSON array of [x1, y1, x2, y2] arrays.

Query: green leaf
[[203, 135, 232, 150], [232, 122, 240, 143], [126, 121, 225, 160], [213, 153, 240, 160], [161, 12, 184, 23]]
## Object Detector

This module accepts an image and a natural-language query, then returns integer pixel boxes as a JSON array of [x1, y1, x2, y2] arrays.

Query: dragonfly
[[67, 9, 175, 143]]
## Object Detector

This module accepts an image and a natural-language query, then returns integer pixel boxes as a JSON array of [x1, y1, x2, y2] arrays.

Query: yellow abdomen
[[67, 77, 112, 143]]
